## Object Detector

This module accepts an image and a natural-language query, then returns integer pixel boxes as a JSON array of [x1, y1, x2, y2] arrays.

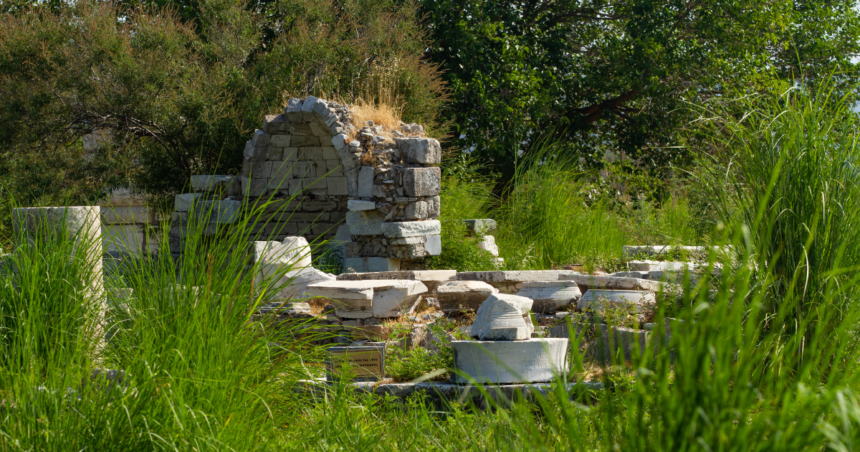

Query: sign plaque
[[326, 343, 385, 382]]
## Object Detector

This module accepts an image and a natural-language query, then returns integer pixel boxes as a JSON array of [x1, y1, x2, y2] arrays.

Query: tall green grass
[[701, 82, 860, 327]]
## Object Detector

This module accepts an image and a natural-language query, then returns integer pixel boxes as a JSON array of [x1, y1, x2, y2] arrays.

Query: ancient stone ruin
[[169, 96, 442, 272]]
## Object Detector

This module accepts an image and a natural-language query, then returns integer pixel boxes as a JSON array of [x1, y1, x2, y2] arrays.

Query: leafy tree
[[0, 0, 446, 206], [419, 0, 860, 180]]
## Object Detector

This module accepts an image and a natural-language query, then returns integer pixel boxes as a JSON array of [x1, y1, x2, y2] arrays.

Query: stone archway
[[238, 96, 442, 271]]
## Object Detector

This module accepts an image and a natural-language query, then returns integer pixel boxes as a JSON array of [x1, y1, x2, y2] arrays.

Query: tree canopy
[[420, 0, 860, 177]]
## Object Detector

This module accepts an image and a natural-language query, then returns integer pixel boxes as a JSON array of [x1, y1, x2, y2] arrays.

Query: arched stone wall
[[239, 96, 442, 270]]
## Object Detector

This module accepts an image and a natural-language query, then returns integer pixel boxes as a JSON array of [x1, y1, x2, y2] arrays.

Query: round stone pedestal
[[450, 338, 568, 384]]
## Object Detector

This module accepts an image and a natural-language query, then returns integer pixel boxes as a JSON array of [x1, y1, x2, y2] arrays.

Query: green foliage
[[385, 346, 452, 382], [420, 0, 860, 179], [0, 0, 446, 207], [700, 81, 860, 327]]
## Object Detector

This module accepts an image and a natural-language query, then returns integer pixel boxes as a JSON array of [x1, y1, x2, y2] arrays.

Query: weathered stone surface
[[305, 280, 427, 318], [395, 138, 442, 165], [347, 210, 384, 236], [269, 134, 291, 147], [190, 175, 234, 192], [462, 219, 497, 235], [337, 270, 456, 292], [262, 114, 287, 133], [174, 193, 202, 212], [456, 270, 575, 294], [380, 220, 441, 238], [252, 237, 313, 268], [242, 178, 268, 197], [101, 206, 150, 225], [348, 200, 375, 211], [622, 245, 710, 258], [587, 325, 650, 363], [251, 129, 270, 147], [478, 235, 499, 257], [450, 338, 568, 384], [559, 273, 676, 293], [403, 167, 441, 197], [331, 133, 349, 151], [195, 200, 241, 224], [577, 289, 656, 322], [471, 293, 534, 341], [343, 257, 401, 273], [436, 281, 498, 314], [259, 266, 335, 303], [358, 166, 375, 198], [627, 260, 690, 272], [425, 234, 441, 256], [516, 282, 582, 314]]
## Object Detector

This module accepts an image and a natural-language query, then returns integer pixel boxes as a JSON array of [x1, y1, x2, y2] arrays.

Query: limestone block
[[470, 293, 534, 341], [190, 175, 234, 192], [337, 269, 456, 292], [627, 260, 689, 272], [357, 166, 375, 198], [347, 210, 384, 236], [332, 133, 349, 151], [321, 147, 338, 160], [286, 178, 303, 196], [404, 201, 428, 220], [283, 147, 298, 161], [403, 167, 441, 197], [174, 193, 202, 212], [328, 177, 349, 196], [516, 281, 582, 314], [436, 281, 498, 313], [294, 161, 316, 179], [305, 280, 427, 318], [301, 95, 321, 112], [252, 161, 273, 178], [269, 134, 291, 147], [343, 257, 401, 273], [478, 235, 499, 257], [243, 178, 268, 197], [252, 237, 313, 269], [456, 270, 574, 294], [262, 114, 287, 133], [395, 138, 442, 165], [196, 200, 241, 224], [462, 219, 497, 235], [303, 200, 338, 211], [559, 273, 677, 293], [622, 245, 710, 258], [103, 224, 143, 255], [348, 200, 376, 211], [389, 236, 423, 245], [577, 289, 656, 322], [267, 147, 284, 161], [292, 135, 320, 147], [251, 129, 270, 147], [101, 206, 150, 225], [450, 338, 568, 384], [426, 196, 441, 219], [425, 234, 441, 256], [286, 97, 304, 112], [588, 325, 650, 363], [380, 220, 441, 238]]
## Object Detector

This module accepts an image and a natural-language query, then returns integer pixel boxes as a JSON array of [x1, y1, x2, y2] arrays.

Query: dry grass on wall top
[[347, 99, 404, 132]]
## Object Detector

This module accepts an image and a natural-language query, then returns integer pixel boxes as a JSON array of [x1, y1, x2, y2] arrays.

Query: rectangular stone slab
[[456, 270, 575, 294], [306, 280, 428, 319], [337, 270, 456, 292], [559, 273, 676, 293]]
